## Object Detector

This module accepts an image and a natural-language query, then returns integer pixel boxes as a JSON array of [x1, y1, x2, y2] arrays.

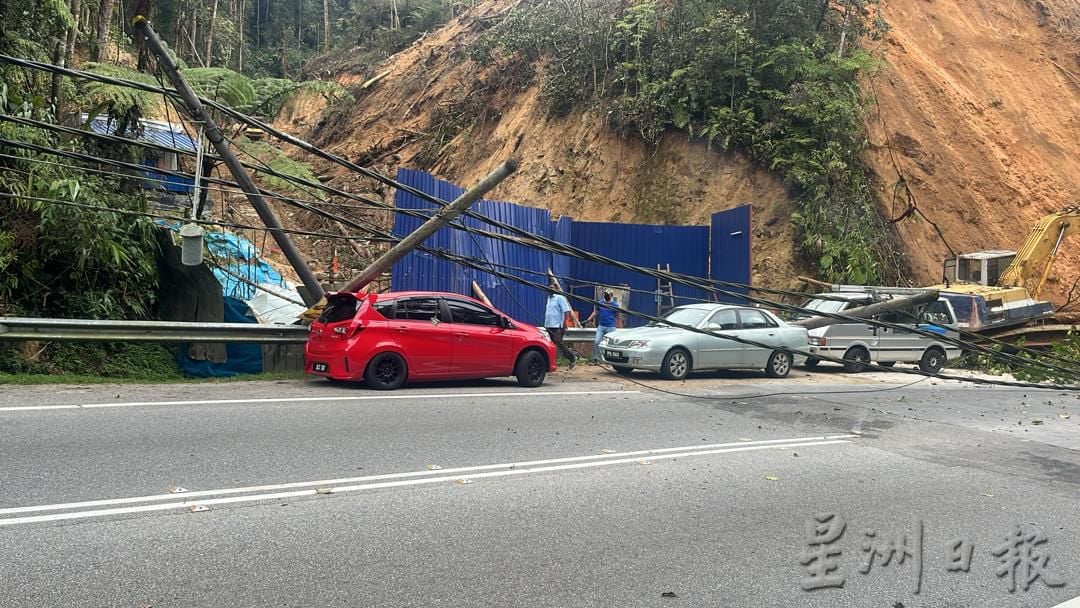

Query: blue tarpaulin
[[177, 297, 263, 377]]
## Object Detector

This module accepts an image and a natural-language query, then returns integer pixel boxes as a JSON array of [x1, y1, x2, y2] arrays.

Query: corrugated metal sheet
[[568, 221, 711, 327], [84, 115, 198, 152], [710, 205, 752, 303], [390, 169, 552, 325], [390, 170, 753, 328]]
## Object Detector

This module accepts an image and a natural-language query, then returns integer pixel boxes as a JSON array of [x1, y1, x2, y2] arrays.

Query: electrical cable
[[430, 249, 1080, 391], [591, 360, 936, 400], [3, 129, 1076, 378], [0, 191, 397, 242], [1, 59, 1076, 380]]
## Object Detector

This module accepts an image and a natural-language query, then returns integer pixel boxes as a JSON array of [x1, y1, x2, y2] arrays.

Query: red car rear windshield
[[318, 295, 361, 324]]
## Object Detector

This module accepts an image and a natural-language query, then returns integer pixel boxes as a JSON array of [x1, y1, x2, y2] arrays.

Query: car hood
[[605, 326, 690, 343]]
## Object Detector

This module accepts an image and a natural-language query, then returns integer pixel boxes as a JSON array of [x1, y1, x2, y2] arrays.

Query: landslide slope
[[301, 0, 802, 290], [298, 0, 1080, 303], [864, 0, 1080, 303]]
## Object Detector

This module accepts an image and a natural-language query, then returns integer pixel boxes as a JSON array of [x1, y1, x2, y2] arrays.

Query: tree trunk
[[323, 0, 330, 51], [64, 0, 81, 68], [50, 41, 65, 120], [92, 0, 116, 62], [237, 0, 244, 71], [205, 0, 219, 65], [188, 3, 202, 66]]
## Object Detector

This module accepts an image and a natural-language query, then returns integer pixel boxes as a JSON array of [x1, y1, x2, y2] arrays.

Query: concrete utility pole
[[133, 15, 324, 306], [791, 291, 941, 330], [342, 160, 518, 293]]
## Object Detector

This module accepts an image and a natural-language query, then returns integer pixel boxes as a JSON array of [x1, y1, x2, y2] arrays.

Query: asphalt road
[[2, 374, 1080, 608]]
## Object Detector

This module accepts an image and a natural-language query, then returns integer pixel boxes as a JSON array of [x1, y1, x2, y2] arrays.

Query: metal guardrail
[[0, 317, 308, 343], [0, 317, 600, 344]]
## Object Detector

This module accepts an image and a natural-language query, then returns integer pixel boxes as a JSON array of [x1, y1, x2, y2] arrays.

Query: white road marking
[[0, 390, 639, 412], [0, 435, 855, 526], [0, 434, 857, 515], [1052, 596, 1080, 608]]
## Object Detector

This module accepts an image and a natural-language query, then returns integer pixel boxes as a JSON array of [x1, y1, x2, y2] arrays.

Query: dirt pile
[[279, 0, 1080, 307], [290, 0, 804, 291], [864, 0, 1080, 304]]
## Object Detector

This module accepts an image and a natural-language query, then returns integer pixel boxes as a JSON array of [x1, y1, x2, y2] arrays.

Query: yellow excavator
[[929, 205, 1077, 332]]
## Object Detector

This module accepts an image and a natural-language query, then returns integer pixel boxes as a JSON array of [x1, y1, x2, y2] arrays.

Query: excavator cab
[[942, 250, 1016, 287]]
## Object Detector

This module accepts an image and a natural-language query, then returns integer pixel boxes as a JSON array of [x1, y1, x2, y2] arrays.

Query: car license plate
[[604, 350, 621, 359], [313, 362, 328, 373]]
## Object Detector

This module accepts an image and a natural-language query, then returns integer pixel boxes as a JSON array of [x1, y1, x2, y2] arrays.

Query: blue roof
[[82, 114, 198, 153]]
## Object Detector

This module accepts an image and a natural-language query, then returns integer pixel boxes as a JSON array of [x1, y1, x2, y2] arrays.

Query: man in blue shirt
[[544, 281, 579, 369], [585, 288, 620, 364]]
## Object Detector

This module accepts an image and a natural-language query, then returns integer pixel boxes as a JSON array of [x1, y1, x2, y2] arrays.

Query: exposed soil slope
[[864, 0, 1080, 304], [295, 1, 804, 291], [282, 0, 1080, 306]]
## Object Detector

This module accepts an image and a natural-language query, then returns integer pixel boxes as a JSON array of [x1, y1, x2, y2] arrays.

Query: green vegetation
[[956, 333, 1080, 386], [472, 0, 897, 283]]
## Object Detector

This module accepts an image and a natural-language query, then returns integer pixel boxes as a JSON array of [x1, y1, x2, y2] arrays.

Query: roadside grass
[[0, 370, 311, 385], [0, 342, 311, 385]]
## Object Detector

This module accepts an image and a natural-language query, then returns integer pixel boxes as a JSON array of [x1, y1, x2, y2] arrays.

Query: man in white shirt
[[544, 281, 579, 370]]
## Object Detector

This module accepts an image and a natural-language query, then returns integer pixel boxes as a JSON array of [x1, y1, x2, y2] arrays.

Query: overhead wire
[[2, 121, 1077, 379], [2, 56, 1078, 385], [3, 114, 1077, 378]]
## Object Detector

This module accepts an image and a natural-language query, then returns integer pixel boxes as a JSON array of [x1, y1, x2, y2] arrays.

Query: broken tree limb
[[471, 281, 493, 307], [798, 275, 833, 289], [360, 70, 392, 90], [134, 15, 324, 306], [342, 159, 518, 293], [792, 291, 940, 330]]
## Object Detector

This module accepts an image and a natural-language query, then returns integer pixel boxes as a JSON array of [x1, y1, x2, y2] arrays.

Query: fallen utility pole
[[791, 290, 941, 330], [342, 160, 518, 293], [133, 15, 324, 306]]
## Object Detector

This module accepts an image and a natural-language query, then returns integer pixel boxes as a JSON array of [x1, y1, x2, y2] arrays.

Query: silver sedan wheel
[[770, 352, 791, 377], [665, 350, 689, 379]]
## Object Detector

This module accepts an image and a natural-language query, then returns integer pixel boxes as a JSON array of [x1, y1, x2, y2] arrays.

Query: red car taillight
[[331, 322, 365, 339]]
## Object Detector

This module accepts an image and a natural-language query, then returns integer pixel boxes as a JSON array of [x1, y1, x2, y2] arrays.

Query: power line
[[4, 127, 1076, 379], [1, 59, 1076, 382], [0, 191, 397, 242]]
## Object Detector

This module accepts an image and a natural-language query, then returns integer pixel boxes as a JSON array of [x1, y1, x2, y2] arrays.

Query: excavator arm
[[997, 205, 1079, 298]]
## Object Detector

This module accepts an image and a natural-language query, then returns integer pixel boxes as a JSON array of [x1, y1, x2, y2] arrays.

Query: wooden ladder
[[656, 263, 675, 315]]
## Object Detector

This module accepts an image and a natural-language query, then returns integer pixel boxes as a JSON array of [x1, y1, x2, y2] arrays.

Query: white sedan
[[599, 304, 809, 380]]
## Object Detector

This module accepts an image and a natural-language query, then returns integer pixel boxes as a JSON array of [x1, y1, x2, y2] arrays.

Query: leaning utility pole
[[133, 15, 324, 306], [342, 160, 518, 293], [791, 290, 941, 330]]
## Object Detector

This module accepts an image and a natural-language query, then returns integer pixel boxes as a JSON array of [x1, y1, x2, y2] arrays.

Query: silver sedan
[[598, 304, 808, 380]]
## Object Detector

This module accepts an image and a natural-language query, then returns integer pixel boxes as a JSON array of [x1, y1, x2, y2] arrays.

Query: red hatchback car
[[305, 291, 557, 389]]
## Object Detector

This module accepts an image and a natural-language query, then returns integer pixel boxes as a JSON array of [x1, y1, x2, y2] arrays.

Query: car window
[[921, 300, 954, 325], [318, 295, 358, 323], [738, 309, 776, 329], [395, 298, 441, 321], [652, 307, 710, 327], [446, 299, 500, 326], [372, 300, 395, 319], [706, 309, 739, 331]]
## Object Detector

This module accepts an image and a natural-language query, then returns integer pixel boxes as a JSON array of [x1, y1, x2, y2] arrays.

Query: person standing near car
[[544, 281, 579, 370], [585, 288, 620, 364]]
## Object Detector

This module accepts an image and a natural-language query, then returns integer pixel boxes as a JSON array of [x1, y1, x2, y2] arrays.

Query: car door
[[874, 309, 913, 362], [735, 309, 780, 368], [696, 308, 743, 369], [443, 298, 516, 376], [390, 297, 453, 377]]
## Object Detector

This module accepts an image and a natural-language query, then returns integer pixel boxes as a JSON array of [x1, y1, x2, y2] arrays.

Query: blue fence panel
[[390, 169, 552, 325], [391, 171, 752, 329], [709, 205, 752, 304], [568, 222, 710, 327]]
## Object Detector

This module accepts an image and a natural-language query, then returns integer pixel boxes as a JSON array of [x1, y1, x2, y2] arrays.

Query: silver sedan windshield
[[650, 307, 710, 328]]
